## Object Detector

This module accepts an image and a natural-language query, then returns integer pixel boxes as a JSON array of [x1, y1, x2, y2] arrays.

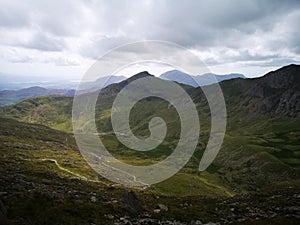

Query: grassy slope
[[0, 67, 299, 223], [0, 117, 299, 225], [1, 73, 299, 194], [0, 95, 73, 132]]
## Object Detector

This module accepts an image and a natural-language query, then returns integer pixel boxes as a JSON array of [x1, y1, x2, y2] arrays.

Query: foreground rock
[[122, 190, 144, 213]]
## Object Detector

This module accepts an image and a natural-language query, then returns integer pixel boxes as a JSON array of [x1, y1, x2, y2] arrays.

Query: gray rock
[[153, 209, 161, 213], [158, 204, 168, 211], [122, 190, 143, 213], [91, 196, 97, 203], [191, 220, 203, 225]]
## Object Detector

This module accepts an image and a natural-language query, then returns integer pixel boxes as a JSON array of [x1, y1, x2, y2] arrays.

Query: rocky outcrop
[[220, 64, 300, 118]]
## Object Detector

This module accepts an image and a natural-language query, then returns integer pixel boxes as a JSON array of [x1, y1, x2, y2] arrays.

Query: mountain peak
[[266, 64, 300, 77], [98, 71, 155, 96], [254, 64, 300, 89], [128, 71, 153, 80], [126, 71, 154, 82]]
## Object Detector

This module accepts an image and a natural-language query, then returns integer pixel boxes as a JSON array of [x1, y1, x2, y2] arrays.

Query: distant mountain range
[[160, 70, 246, 87], [78, 75, 126, 92], [0, 71, 247, 106], [1, 65, 298, 133], [0, 75, 127, 106], [0, 71, 245, 91], [0, 86, 75, 106]]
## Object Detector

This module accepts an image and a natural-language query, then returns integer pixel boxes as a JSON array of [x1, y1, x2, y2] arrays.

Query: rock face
[[219, 64, 300, 118], [248, 64, 300, 118], [122, 190, 143, 213]]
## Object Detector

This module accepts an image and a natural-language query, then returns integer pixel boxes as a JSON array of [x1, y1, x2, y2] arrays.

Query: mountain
[[217, 64, 300, 118], [160, 70, 199, 87], [1, 65, 299, 173], [0, 73, 126, 92], [200, 72, 246, 85], [0, 86, 75, 106], [0, 65, 299, 224], [0, 75, 126, 106], [99, 71, 156, 96], [1, 65, 299, 130], [78, 75, 126, 92], [160, 70, 246, 87], [1, 67, 299, 176]]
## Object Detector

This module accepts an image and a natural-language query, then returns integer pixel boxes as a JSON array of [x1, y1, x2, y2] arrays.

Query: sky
[[0, 0, 300, 79]]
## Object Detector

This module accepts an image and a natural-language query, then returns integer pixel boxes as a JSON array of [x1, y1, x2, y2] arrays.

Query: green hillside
[[0, 65, 299, 224], [1, 65, 299, 192], [0, 95, 73, 132], [0, 117, 299, 225]]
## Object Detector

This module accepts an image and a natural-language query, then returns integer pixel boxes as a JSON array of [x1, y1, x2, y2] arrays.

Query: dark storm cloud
[[144, 0, 300, 49]]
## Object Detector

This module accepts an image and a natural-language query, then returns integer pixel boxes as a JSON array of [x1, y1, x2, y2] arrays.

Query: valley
[[0, 65, 299, 224]]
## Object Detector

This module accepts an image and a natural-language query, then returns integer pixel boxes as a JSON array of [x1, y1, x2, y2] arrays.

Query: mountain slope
[[1, 65, 299, 193], [78, 75, 126, 93], [0, 65, 300, 224], [219, 64, 300, 118], [1, 65, 298, 130], [0, 95, 73, 131], [1, 117, 299, 224]]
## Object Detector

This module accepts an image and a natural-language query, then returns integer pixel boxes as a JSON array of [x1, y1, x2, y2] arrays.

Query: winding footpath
[[38, 158, 108, 185], [37, 158, 149, 188]]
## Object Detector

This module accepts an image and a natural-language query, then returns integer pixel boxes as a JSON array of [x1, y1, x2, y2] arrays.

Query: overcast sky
[[0, 0, 299, 79]]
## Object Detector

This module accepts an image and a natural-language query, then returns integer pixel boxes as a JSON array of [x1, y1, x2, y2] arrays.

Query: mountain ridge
[[160, 70, 246, 87], [0, 64, 299, 224], [218, 64, 300, 118], [1, 64, 299, 130]]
